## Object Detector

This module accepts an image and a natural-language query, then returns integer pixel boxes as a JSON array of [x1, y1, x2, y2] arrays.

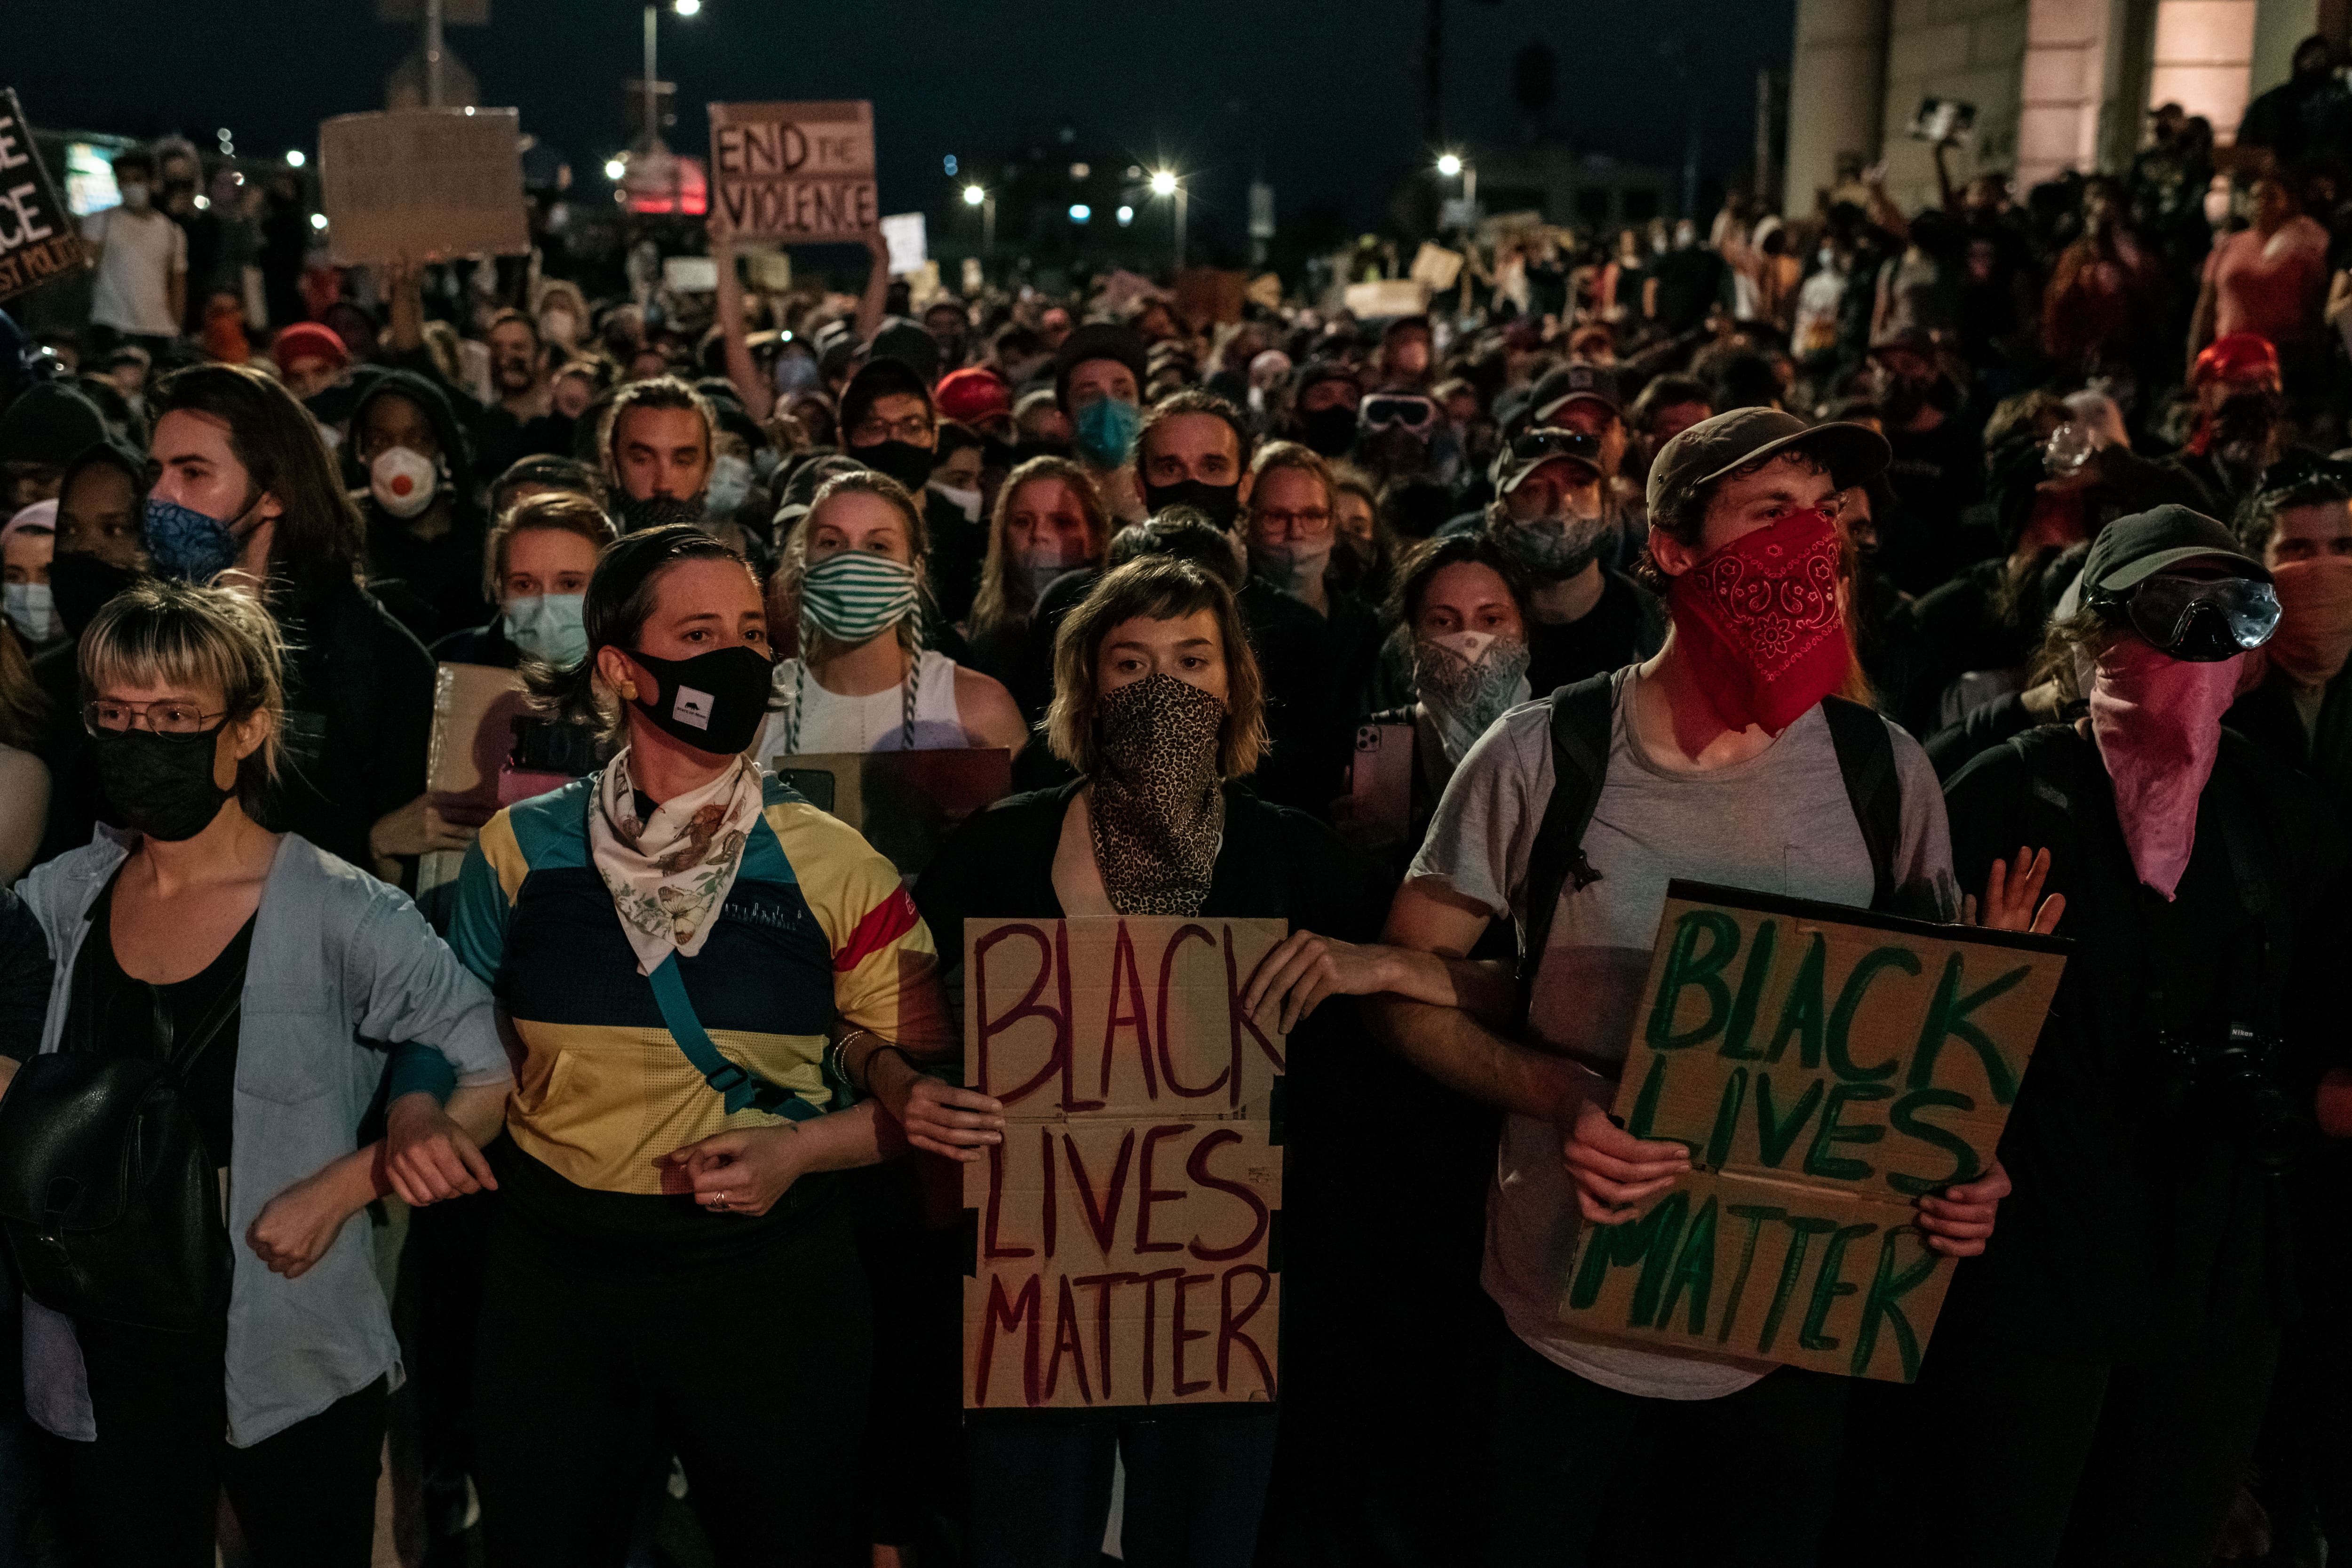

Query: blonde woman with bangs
[[0, 579, 510, 1568]]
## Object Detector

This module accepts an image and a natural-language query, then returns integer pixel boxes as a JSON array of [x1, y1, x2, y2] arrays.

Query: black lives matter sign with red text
[[0, 91, 87, 302], [963, 916, 1287, 1413]]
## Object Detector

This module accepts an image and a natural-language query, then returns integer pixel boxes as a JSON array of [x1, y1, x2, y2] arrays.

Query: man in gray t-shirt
[[1367, 409, 2029, 1566]]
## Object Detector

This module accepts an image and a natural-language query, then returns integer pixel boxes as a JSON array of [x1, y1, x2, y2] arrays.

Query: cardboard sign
[[708, 100, 879, 246], [1560, 882, 2066, 1383], [662, 255, 718, 293], [418, 663, 531, 896], [318, 108, 528, 266], [1409, 241, 1464, 293], [963, 915, 1289, 1412], [1342, 279, 1430, 319], [0, 91, 86, 302], [1173, 267, 1246, 328], [881, 211, 928, 277], [769, 748, 1011, 877]]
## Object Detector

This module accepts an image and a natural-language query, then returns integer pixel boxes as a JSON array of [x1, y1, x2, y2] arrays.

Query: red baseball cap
[[271, 321, 350, 371], [936, 366, 1013, 425]]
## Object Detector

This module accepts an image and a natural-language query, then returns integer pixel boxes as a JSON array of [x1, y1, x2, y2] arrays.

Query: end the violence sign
[[707, 100, 879, 246], [0, 90, 87, 303], [1561, 883, 2067, 1383], [961, 916, 1288, 1415]]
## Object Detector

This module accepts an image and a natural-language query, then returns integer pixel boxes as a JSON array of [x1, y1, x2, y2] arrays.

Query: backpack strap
[[1820, 695, 1902, 913], [1514, 674, 1617, 1032], [646, 954, 821, 1122]]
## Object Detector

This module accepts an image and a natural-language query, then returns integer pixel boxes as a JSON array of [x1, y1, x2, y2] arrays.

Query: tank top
[[759, 647, 969, 757]]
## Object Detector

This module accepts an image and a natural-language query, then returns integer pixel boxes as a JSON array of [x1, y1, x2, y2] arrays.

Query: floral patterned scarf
[[588, 748, 766, 975]]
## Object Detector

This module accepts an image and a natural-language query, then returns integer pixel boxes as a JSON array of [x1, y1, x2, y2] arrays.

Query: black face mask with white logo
[[623, 644, 774, 756]]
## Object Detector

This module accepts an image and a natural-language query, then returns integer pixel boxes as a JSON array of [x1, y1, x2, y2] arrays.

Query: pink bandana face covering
[[2085, 638, 2243, 899]]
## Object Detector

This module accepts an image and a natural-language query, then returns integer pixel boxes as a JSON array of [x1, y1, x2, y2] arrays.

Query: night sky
[[16, 0, 1794, 254]]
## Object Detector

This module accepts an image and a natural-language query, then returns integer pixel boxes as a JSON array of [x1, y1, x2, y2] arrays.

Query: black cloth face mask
[[850, 439, 935, 492], [623, 644, 775, 755], [1142, 478, 1242, 531], [90, 724, 236, 842], [49, 553, 142, 638]]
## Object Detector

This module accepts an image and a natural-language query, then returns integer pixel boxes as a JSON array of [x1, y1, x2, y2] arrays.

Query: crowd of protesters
[[4, 53, 2352, 1568]]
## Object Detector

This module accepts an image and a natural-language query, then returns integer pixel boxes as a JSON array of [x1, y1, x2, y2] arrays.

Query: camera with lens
[[2156, 1022, 2303, 1171]]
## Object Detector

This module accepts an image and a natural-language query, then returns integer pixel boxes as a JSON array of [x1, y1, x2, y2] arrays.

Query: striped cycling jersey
[[450, 771, 949, 1194]]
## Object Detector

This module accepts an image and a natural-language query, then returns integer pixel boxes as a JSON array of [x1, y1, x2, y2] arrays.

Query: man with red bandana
[[1366, 409, 2035, 1565]]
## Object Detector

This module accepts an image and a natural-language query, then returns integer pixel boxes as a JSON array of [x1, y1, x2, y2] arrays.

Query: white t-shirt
[[1408, 669, 1955, 1400], [756, 646, 970, 758], [82, 207, 187, 337]]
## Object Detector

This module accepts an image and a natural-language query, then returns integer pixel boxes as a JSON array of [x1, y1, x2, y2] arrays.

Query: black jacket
[[1941, 724, 2349, 1354]]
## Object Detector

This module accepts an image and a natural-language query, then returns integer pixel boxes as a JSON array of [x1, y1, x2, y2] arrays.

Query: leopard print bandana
[[588, 748, 763, 974], [1089, 673, 1226, 916]]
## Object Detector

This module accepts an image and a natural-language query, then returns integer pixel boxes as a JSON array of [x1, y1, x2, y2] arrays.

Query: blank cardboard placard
[[318, 109, 527, 265], [1343, 279, 1430, 319], [708, 101, 878, 246], [1559, 882, 2067, 1383], [767, 748, 1011, 877], [0, 89, 87, 302], [418, 663, 529, 896], [963, 915, 1289, 1412], [1409, 241, 1464, 292]]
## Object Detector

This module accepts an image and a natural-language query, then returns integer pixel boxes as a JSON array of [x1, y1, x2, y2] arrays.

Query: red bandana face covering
[[1667, 508, 1852, 735]]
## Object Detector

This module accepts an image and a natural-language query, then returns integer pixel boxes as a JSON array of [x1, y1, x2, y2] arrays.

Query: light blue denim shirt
[[15, 831, 509, 1448]]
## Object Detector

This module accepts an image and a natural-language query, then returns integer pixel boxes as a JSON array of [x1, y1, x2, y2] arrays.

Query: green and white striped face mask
[[800, 549, 922, 645]]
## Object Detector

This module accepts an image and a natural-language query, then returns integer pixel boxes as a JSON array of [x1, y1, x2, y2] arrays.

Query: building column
[[1784, 0, 1894, 214]]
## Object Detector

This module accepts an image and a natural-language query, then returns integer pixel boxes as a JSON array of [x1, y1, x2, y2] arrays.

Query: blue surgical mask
[[1073, 396, 1142, 467], [706, 453, 753, 519], [144, 494, 247, 584], [503, 592, 589, 666], [3, 582, 60, 644]]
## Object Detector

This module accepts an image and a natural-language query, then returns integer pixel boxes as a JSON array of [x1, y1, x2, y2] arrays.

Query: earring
[[620, 682, 638, 701]]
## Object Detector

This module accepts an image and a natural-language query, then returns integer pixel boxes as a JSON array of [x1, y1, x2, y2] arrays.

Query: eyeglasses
[[1361, 395, 1440, 436], [1255, 507, 1333, 536], [2090, 572, 2280, 661], [850, 413, 935, 445], [83, 698, 227, 737]]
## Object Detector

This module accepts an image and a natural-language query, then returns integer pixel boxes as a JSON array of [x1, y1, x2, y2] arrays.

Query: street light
[[309, 212, 328, 231], [284, 149, 306, 168], [1116, 205, 1134, 227], [672, 0, 700, 13], [964, 183, 996, 253], [1069, 203, 1092, 223], [605, 157, 627, 181], [1437, 151, 1477, 226], [1147, 168, 1186, 271]]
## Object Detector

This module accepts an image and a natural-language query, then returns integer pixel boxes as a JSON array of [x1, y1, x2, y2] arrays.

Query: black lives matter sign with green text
[[0, 91, 87, 302], [1562, 883, 2066, 1382]]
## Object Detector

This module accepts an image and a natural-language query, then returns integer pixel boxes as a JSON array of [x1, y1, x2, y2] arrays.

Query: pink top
[[2204, 215, 2330, 348]]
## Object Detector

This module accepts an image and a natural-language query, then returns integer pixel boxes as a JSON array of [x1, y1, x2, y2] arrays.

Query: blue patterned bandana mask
[[144, 494, 250, 584]]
